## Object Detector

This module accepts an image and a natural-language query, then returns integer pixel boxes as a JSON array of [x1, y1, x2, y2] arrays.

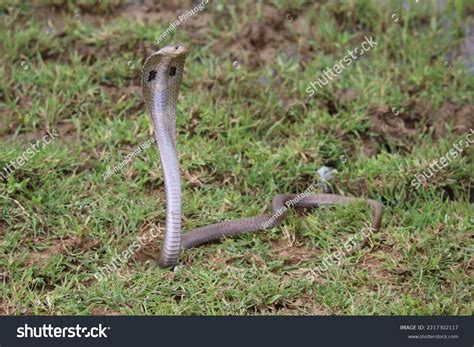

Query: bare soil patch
[[433, 102, 474, 139], [212, 5, 302, 67], [23, 236, 100, 267], [366, 101, 473, 153], [270, 239, 320, 266], [90, 306, 121, 315]]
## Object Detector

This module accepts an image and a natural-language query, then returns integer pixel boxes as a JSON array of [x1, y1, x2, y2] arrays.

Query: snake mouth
[[157, 44, 188, 57]]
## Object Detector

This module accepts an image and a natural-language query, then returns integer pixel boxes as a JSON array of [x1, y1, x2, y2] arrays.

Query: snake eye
[[175, 46, 179, 50], [148, 70, 157, 82], [169, 66, 176, 76]]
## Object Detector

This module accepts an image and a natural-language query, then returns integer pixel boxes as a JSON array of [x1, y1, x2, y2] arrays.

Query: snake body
[[142, 45, 383, 268]]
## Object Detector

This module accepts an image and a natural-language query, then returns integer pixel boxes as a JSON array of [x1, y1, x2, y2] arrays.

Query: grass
[[0, 0, 472, 315]]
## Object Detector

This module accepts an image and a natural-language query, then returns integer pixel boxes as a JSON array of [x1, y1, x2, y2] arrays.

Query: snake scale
[[141, 44, 383, 268]]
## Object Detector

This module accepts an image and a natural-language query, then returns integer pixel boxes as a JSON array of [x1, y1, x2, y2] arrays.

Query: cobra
[[142, 44, 383, 268]]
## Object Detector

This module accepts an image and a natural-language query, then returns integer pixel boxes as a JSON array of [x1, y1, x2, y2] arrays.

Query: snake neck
[[142, 49, 187, 268]]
